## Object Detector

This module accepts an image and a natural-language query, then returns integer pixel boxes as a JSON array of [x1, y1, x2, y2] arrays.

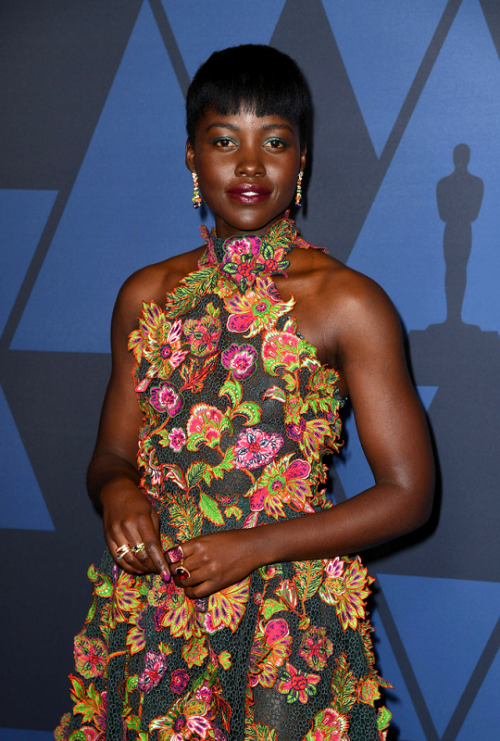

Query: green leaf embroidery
[[292, 560, 323, 601], [261, 598, 285, 620], [186, 461, 206, 488], [164, 267, 217, 318], [233, 400, 261, 426], [199, 490, 225, 526]]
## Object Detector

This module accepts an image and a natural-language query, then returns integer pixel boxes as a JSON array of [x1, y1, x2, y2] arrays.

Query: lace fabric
[[56, 214, 390, 741]]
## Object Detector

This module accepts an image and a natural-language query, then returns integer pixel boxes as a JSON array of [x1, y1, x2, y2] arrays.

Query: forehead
[[195, 106, 298, 135]]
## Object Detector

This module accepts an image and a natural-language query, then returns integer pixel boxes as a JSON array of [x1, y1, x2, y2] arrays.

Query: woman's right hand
[[101, 480, 171, 577]]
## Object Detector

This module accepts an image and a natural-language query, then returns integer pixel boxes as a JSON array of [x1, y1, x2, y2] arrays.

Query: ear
[[185, 139, 196, 173], [300, 146, 307, 173]]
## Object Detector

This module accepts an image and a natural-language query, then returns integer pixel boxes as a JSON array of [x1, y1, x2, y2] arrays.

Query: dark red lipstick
[[227, 183, 272, 203]]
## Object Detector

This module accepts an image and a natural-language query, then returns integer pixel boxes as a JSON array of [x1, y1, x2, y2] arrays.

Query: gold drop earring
[[295, 171, 303, 207], [192, 172, 202, 209]]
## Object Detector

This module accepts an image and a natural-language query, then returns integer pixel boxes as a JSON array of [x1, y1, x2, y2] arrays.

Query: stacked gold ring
[[116, 544, 131, 560]]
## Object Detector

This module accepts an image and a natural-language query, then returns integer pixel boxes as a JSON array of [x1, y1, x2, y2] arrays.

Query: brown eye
[[263, 138, 289, 149], [211, 137, 237, 147]]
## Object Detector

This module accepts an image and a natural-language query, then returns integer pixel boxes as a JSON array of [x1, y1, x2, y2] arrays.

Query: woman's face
[[186, 107, 306, 240]]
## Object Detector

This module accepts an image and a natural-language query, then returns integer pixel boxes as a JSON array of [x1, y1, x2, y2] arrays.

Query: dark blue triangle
[[348, 0, 500, 333], [0, 385, 54, 530], [379, 573, 500, 737], [12, 2, 210, 353], [161, 0, 287, 79], [0, 189, 57, 335], [370, 605, 426, 741], [321, 0, 447, 156], [0, 730, 54, 741], [455, 643, 500, 741]]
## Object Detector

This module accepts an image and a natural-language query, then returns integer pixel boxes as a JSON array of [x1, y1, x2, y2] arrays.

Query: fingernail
[[161, 570, 171, 583]]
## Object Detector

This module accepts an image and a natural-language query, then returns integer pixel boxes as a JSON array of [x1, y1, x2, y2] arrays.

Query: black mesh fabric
[[56, 215, 390, 741]]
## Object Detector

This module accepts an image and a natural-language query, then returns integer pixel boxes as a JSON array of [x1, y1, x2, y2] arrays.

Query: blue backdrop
[[1, 1, 499, 739]]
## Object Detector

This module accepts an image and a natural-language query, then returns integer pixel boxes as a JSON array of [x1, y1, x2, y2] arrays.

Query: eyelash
[[209, 137, 290, 149]]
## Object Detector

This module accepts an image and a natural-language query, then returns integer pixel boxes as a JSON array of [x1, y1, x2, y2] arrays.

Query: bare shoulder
[[291, 246, 399, 331], [113, 245, 206, 329]]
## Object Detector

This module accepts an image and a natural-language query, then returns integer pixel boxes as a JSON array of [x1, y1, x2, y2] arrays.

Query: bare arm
[[177, 273, 434, 597], [88, 266, 172, 577]]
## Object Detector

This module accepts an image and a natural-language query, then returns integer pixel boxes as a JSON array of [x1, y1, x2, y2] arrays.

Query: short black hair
[[186, 45, 312, 148]]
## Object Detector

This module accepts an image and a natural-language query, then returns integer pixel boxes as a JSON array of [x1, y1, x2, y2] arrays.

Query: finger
[[107, 536, 143, 574], [122, 515, 171, 575]]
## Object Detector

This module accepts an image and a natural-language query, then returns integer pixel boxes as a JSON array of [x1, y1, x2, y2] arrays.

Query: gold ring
[[116, 544, 131, 560], [132, 542, 146, 554]]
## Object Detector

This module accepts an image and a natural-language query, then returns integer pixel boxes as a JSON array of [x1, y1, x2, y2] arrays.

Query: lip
[[227, 183, 272, 203]]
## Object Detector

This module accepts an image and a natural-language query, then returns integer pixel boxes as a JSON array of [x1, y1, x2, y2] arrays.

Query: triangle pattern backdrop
[[2, 1, 500, 738], [348, 0, 500, 334], [369, 606, 427, 741], [161, 0, 287, 78], [0, 189, 57, 530], [379, 573, 500, 738], [455, 644, 500, 741], [321, 0, 448, 157], [12, 2, 205, 353]]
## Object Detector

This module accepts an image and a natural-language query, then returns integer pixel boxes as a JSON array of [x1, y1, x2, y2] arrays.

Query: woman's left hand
[[166, 528, 261, 598]]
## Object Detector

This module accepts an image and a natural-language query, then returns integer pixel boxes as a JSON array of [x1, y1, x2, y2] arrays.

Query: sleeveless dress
[[56, 214, 391, 741]]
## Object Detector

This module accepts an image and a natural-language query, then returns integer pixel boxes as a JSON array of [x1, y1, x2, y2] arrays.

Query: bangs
[[186, 45, 312, 147]]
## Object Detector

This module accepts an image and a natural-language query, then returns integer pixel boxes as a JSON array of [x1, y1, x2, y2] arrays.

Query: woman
[[56, 45, 433, 741]]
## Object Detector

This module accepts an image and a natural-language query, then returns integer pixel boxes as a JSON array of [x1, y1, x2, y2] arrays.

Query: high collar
[[199, 211, 306, 292]]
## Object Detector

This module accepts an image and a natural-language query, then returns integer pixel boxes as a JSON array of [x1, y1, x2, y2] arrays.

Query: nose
[[236, 144, 264, 177]]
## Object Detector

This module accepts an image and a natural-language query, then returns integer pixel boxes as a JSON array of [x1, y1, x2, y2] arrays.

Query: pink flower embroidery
[[319, 556, 373, 631], [168, 428, 186, 452], [73, 632, 107, 679], [276, 662, 321, 704], [128, 305, 188, 380], [286, 417, 306, 441], [138, 650, 168, 693], [233, 427, 283, 470], [248, 455, 313, 519], [224, 277, 293, 338], [184, 305, 221, 357], [221, 343, 257, 380], [299, 626, 334, 671], [170, 668, 189, 694], [187, 403, 228, 450], [150, 382, 183, 416]]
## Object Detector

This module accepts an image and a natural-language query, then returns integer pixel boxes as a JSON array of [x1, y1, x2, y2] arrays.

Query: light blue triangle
[[348, 0, 500, 334], [0, 189, 57, 335], [321, 0, 448, 156], [456, 643, 500, 741], [161, 0, 287, 79], [0, 385, 54, 530], [335, 410, 374, 500], [416, 385, 438, 410], [370, 604, 426, 741], [12, 2, 211, 353], [378, 573, 500, 737]]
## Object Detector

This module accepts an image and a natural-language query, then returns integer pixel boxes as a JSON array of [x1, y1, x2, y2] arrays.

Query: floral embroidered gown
[[56, 215, 391, 741]]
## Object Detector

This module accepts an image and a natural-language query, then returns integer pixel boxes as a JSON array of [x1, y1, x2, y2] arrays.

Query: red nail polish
[[161, 570, 171, 583]]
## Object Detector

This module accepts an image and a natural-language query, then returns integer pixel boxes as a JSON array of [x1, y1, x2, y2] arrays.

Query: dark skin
[[89, 108, 434, 599]]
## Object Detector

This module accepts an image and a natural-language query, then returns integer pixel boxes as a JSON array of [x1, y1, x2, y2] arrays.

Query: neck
[[204, 211, 299, 292]]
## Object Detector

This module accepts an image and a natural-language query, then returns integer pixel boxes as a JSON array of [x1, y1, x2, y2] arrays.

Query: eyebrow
[[205, 122, 294, 133]]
